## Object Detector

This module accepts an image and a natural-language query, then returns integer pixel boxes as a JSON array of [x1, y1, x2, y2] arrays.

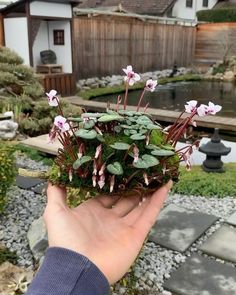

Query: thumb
[[46, 182, 67, 209]]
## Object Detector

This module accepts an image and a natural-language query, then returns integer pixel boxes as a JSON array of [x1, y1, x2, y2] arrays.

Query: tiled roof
[[77, 0, 177, 15], [214, 0, 236, 8]]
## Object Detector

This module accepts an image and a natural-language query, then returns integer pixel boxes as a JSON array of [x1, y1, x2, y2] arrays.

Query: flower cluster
[[47, 66, 222, 196]]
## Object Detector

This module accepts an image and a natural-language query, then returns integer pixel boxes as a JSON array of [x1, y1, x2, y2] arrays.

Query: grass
[[171, 163, 236, 198], [78, 74, 202, 100], [0, 246, 18, 265]]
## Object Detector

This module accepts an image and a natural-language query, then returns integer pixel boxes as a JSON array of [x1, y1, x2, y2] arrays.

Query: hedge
[[197, 8, 236, 23]]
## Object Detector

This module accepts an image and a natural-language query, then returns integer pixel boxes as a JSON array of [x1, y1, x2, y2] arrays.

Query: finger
[[95, 194, 121, 208], [112, 194, 142, 217], [126, 181, 172, 233], [46, 182, 67, 208]]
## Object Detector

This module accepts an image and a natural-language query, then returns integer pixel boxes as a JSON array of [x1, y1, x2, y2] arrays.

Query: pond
[[93, 81, 236, 118]]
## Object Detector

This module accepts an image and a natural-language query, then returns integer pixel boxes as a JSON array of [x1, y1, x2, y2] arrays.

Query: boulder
[[27, 216, 48, 261], [0, 120, 18, 140], [223, 70, 235, 81], [0, 262, 33, 295]]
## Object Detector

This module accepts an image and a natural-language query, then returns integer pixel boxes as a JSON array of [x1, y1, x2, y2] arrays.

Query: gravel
[[1, 154, 236, 293]]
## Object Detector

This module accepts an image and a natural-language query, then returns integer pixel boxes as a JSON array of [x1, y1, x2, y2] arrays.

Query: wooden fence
[[42, 74, 76, 97], [73, 15, 196, 79], [195, 23, 236, 67]]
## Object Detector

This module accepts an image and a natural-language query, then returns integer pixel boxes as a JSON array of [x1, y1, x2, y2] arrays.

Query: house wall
[[48, 21, 72, 73], [172, 0, 218, 20], [32, 21, 49, 66], [4, 17, 30, 65], [30, 1, 72, 18]]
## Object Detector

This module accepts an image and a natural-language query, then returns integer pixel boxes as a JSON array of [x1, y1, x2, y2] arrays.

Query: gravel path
[[1, 153, 236, 293]]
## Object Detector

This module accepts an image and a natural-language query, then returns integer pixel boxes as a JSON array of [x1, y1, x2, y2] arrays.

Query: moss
[[0, 246, 18, 265], [78, 74, 201, 100], [171, 163, 236, 197]]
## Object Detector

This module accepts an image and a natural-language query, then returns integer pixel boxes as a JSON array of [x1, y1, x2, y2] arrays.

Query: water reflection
[[93, 81, 236, 117]]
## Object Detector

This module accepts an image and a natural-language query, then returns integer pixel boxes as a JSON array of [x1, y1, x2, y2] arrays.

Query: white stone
[[0, 120, 18, 140]]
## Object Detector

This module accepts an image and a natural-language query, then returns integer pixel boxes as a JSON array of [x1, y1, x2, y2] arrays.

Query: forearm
[[26, 247, 110, 295]]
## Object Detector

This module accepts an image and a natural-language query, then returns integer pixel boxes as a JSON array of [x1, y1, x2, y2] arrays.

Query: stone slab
[[16, 175, 46, 190], [148, 204, 218, 252], [200, 225, 236, 263], [227, 211, 236, 226], [21, 134, 62, 155], [164, 253, 236, 295], [31, 182, 47, 195]]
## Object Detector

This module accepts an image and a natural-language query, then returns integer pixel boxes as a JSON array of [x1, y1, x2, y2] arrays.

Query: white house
[[172, 0, 219, 20]]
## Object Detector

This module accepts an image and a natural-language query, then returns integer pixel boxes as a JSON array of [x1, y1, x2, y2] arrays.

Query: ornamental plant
[[47, 66, 222, 197]]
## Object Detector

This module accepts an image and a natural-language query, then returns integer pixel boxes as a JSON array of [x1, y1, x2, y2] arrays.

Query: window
[[186, 0, 193, 8], [53, 30, 64, 45], [202, 0, 208, 7]]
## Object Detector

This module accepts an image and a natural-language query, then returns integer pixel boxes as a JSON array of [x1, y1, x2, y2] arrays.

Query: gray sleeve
[[26, 247, 110, 295]]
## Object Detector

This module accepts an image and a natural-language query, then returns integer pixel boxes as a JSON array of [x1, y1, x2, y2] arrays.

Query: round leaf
[[145, 144, 161, 150], [73, 156, 91, 169], [110, 142, 131, 150], [118, 110, 135, 116], [124, 129, 130, 136], [114, 125, 122, 133], [146, 123, 162, 130], [130, 134, 146, 140], [97, 134, 105, 142], [67, 117, 83, 122], [83, 120, 95, 129], [75, 129, 97, 139], [161, 144, 175, 150], [151, 149, 175, 156], [136, 115, 153, 126], [82, 112, 103, 118], [98, 114, 124, 122], [133, 154, 159, 169], [107, 162, 123, 175]]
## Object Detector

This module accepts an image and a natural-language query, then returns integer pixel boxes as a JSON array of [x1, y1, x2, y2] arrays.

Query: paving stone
[[164, 253, 236, 295], [200, 225, 236, 263], [31, 182, 47, 195], [148, 204, 218, 252], [227, 211, 236, 226], [16, 175, 46, 190]]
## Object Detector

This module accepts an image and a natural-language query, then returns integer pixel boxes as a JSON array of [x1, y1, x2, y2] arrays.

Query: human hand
[[44, 181, 172, 284]]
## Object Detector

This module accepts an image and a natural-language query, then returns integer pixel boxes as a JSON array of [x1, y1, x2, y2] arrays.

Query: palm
[[44, 183, 171, 284]]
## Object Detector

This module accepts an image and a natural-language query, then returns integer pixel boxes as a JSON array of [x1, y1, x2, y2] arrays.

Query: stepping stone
[[149, 204, 218, 252], [200, 225, 236, 263], [164, 253, 236, 295], [227, 211, 236, 226], [16, 175, 46, 190], [31, 182, 47, 195]]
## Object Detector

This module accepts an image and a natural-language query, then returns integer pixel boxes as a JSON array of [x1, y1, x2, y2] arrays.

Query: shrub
[[171, 163, 236, 197], [0, 143, 16, 213], [197, 8, 236, 23], [0, 246, 18, 265], [0, 47, 23, 65]]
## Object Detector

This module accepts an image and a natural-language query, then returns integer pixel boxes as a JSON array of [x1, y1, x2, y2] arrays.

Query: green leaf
[[82, 112, 103, 118], [161, 144, 175, 150], [124, 129, 130, 136], [96, 134, 105, 142], [83, 120, 95, 129], [120, 124, 133, 129], [139, 129, 148, 135], [130, 134, 146, 140], [146, 123, 162, 130], [136, 115, 153, 126], [110, 142, 131, 150], [107, 162, 123, 175], [145, 144, 161, 150], [75, 129, 97, 139], [98, 114, 124, 122], [133, 154, 159, 169], [107, 110, 119, 115], [151, 149, 175, 156], [130, 130, 137, 135], [67, 117, 83, 122], [73, 156, 92, 169], [114, 125, 122, 133], [118, 110, 135, 116]]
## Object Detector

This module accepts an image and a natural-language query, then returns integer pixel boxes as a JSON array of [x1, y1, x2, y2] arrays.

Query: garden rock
[[0, 120, 18, 140], [27, 216, 48, 261], [0, 262, 33, 295], [223, 70, 235, 81]]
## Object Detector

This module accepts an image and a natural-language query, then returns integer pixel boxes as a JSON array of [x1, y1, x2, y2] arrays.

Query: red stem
[[136, 89, 146, 112], [123, 80, 130, 110]]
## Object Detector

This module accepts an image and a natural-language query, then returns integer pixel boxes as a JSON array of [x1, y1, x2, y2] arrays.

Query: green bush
[[171, 163, 236, 197], [0, 47, 23, 65], [212, 64, 227, 75], [0, 143, 16, 213], [197, 8, 236, 22]]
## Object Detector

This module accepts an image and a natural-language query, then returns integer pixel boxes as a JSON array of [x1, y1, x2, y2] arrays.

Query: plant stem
[[137, 89, 146, 112], [123, 80, 130, 110]]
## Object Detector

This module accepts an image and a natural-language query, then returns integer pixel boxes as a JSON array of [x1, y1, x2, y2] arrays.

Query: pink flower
[[197, 104, 208, 117], [99, 163, 106, 176], [98, 174, 105, 189], [206, 102, 222, 115], [92, 175, 97, 187], [78, 143, 85, 159], [95, 145, 102, 159], [54, 115, 69, 132], [145, 79, 158, 92], [69, 169, 73, 182], [46, 89, 59, 107], [110, 175, 115, 193], [185, 100, 198, 114], [123, 65, 140, 86], [143, 173, 149, 185], [133, 145, 139, 163], [93, 160, 98, 175]]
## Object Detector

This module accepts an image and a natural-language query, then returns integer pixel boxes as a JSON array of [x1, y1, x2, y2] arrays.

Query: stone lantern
[[199, 128, 231, 173]]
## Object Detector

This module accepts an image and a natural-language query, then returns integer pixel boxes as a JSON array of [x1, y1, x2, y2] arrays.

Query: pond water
[[93, 81, 236, 118]]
